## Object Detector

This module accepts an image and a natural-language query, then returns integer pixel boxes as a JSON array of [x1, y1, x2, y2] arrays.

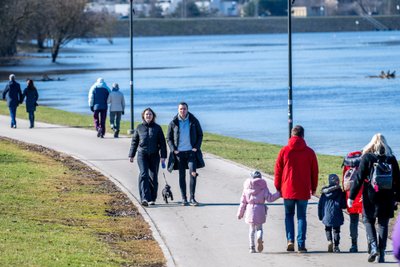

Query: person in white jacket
[[107, 83, 125, 138]]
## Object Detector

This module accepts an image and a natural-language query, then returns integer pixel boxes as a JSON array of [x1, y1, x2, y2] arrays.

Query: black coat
[[167, 112, 205, 171], [128, 122, 167, 158], [2, 81, 22, 108], [22, 87, 39, 112], [350, 153, 400, 219], [318, 186, 346, 227]]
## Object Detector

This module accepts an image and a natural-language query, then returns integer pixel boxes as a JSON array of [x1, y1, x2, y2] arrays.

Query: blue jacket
[[318, 186, 346, 227], [2, 81, 22, 108], [88, 80, 111, 110]]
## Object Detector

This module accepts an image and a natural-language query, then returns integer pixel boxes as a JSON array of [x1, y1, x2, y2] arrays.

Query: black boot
[[114, 130, 119, 138], [368, 242, 378, 263], [349, 239, 358, 253], [378, 249, 385, 263]]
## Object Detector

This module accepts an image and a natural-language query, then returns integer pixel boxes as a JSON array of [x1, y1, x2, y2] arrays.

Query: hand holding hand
[[174, 150, 179, 155], [347, 199, 354, 208], [192, 148, 197, 152]]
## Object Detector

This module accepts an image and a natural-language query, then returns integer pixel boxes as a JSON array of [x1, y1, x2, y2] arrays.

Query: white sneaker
[[257, 238, 264, 252]]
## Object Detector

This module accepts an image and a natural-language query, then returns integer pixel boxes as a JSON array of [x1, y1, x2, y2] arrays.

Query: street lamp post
[[129, 0, 135, 134], [288, 0, 294, 138]]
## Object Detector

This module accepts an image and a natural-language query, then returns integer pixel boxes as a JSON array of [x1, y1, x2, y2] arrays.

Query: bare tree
[[0, 0, 31, 57], [355, 0, 383, 15], [46, 0, 100, 62]]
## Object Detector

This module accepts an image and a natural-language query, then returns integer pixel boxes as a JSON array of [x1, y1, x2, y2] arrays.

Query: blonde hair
[[362, 133, 393, 156]]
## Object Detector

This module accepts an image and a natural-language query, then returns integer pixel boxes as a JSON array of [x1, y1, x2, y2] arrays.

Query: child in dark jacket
[[318, 174, 347, 253]]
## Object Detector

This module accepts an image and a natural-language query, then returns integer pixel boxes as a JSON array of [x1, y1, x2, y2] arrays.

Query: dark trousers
[[109, 111, 122, 131], [93, 109, 107, 135], [176, 151, 197, 200], [28, 111, 35, 127], [137, 152, 160, 202], [9, 106, 17, 127], [349, 213, 359, 241], [325, 226, 341, 246], [363, 216, 389, 250]]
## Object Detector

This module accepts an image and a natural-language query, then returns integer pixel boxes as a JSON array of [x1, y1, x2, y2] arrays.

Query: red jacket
[[274, 136, 319, 200]]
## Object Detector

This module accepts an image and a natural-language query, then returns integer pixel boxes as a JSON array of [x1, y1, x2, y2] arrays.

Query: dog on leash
[[162, 183, 174, 204]]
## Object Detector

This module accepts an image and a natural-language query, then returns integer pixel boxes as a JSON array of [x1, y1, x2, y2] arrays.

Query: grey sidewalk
[[0, 115, 398, 267]]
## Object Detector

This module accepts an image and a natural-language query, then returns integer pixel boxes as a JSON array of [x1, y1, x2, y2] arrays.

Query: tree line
[[0, 0, 113, 62]]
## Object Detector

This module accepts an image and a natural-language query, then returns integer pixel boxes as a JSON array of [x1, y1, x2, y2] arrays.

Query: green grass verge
[[0, 138, 164, 266], [0, 101, 343, 191]]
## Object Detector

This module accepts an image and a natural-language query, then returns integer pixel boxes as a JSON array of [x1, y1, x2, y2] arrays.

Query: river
[[1, 31, 399, 156]]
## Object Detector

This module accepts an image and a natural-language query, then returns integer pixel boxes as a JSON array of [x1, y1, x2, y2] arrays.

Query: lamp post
[[129, 0, 135, 134], [287, 0, 294, 138]]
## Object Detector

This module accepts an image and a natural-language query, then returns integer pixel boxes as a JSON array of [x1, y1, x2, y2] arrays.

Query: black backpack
[[370, 157, 392, 192]]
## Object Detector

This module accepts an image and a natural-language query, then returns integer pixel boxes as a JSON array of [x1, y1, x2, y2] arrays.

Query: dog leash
[[162, 172, 169, 185]]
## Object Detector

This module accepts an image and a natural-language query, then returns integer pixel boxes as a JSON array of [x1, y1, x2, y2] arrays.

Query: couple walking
[[237, 125, 318, 253], [2, 74, 39, 129], [88, 78, 125, 138], [128, 102, 205, 207]]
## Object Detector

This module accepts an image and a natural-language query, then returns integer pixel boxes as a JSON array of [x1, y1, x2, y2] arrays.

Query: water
[[1, 31, 399, 156]]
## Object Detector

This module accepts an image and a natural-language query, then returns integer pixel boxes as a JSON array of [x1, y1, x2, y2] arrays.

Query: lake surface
[[1, 31, 399, 156]]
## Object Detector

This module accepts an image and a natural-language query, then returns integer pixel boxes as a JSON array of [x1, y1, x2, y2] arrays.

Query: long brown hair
[[27, 79, 36, 90], [141, 107, 156, 123]]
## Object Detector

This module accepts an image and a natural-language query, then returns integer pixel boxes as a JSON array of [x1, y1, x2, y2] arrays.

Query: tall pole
[[129, 0, 134, 134], [288, 0, 293, 139]]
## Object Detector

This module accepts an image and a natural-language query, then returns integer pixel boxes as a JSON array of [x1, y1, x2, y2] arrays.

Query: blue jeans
[[284, 199, 308, 248], [9, 106, 17, 127]]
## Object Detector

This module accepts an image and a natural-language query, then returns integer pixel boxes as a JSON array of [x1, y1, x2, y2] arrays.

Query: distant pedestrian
[[21, 79, 39, 128], [2, 74, 22, 128], [129, 108, 167, 206], [237, 171, 281, 253], [167, 102, 205, 206], [107, 83, 125, 138], [88, 78, 110, 138], [318, 174, 346, 253], [348, 133, 400, 263], [274, 125, 319, 253]]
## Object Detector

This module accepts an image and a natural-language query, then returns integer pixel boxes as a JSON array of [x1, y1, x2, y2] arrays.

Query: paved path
[[0, 115, 398, 267]]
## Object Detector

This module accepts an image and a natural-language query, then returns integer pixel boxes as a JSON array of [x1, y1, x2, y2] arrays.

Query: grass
[[0, 101, 343, 191], [0, 138, 164, 267]]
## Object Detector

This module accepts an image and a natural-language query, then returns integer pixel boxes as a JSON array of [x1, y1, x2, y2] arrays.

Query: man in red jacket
[[274, 125, 319, 253]]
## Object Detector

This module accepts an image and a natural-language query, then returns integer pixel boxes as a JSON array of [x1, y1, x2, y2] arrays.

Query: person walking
[[88, 78, 110, 138], [167, 102, 205, 206], [2, 74, 22, 128], [274, 125, 319, 253], [348, 133, 400, 263], [318, 174, 347, 253], [237, 171, 280, 253], [107, 83, 125, 138], [129, 108, 167, 206], [21, 79, 39, 129]]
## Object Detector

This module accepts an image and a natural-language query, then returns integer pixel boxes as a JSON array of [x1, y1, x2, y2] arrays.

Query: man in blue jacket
[[2, 74, 22, 128], [88, 78, 110, 138]]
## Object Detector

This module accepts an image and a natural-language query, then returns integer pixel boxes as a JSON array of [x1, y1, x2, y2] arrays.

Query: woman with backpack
[[348, 133, 400, 263]]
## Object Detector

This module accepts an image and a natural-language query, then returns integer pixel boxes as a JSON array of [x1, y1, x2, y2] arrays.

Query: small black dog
[[162, 183, 174, 204]]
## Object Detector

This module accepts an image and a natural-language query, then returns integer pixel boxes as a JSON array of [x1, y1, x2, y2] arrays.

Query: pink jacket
[[237, 178, 281, 225]]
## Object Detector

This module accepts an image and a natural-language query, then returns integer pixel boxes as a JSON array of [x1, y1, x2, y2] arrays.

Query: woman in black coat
[[129, 108, 167, 206], [349, 133, 400, 263], [21, 79, 39, 128]]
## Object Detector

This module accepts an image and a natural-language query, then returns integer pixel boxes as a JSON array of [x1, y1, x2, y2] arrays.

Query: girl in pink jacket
[[237, 171, 281, 253]]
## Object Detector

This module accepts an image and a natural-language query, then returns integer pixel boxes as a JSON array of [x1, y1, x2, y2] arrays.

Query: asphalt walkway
[[0, 115, 398, 267]]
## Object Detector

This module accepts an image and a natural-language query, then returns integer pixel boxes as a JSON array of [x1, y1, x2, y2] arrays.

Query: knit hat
[[251, 170, 262, 179], [328, 174, 339, 186]]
